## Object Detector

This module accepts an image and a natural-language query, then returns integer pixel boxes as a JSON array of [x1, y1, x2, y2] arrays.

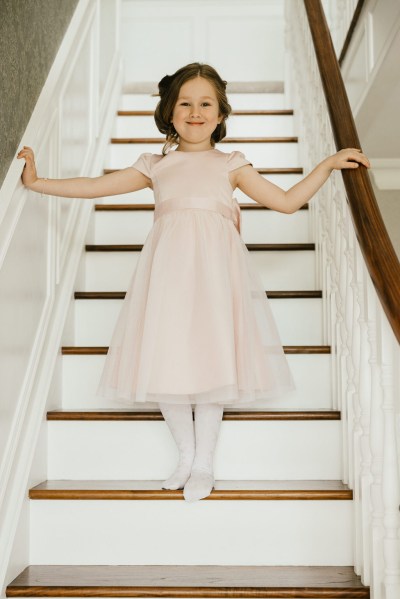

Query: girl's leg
[[158, 402, 195, 490], [183, 402, 224, 502]]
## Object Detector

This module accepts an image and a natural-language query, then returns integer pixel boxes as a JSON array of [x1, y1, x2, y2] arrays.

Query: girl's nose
[[190, 107, 201, 117]]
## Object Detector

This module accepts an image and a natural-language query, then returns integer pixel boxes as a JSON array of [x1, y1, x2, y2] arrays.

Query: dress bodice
[[131, 148, 252, 207]]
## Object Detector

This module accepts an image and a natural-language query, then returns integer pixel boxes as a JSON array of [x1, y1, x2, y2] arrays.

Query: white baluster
[[379, 313, 400, 599], [356, 254, 372, 584], [368, 283, 385, 597], [285, 4, 400, 593]]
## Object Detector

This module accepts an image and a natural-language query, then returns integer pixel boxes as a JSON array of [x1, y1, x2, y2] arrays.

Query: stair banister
[[0, 0, 122, 592], [304, 0, 400, 343], [285, 1, 400, 598]]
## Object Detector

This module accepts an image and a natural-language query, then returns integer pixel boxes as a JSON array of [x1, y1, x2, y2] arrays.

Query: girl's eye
[[180, 102, 211, 107]]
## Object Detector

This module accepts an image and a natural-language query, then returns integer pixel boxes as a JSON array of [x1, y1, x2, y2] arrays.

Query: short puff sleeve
[[131, 153, 153, 179], [227, 150, 253, 172]]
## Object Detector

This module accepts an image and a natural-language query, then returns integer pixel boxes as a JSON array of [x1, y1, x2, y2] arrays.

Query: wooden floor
[[29, 480, 352, 501], [7, 565, 369, 597]]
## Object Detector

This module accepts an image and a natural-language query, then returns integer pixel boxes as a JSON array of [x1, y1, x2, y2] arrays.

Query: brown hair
[[154, 62, 232, 155]]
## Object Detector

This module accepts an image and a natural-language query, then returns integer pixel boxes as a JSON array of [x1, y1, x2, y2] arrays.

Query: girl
[[17, 62, 370, 503]]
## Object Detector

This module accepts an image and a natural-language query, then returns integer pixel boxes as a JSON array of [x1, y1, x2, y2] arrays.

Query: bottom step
[[7, 565, 369, 598], [29, 483, 353, 565]]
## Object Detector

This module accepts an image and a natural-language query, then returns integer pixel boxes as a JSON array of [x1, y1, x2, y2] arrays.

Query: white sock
[[158, 402, 195, 490], [183, 403, 224, 502]]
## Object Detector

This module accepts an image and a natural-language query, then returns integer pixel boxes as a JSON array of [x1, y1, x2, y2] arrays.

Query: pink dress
[[96, 148, 296, 405]]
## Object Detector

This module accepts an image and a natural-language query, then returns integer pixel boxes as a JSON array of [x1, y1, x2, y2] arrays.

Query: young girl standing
[[18, 62, 370, 503]]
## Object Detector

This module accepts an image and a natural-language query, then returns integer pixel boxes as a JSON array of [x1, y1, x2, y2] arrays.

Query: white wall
[[120, 0, 285, 87]]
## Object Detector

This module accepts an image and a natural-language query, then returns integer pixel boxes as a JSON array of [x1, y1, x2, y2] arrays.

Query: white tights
[[158, 402, 224, 502]]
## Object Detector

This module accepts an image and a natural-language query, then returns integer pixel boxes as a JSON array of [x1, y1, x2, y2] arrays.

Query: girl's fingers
[[341, 148, 370, 168], [17, 146, 33, 155], [17, 147, 35, 162]]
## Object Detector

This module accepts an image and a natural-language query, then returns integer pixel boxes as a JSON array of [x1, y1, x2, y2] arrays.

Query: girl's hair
[[154, 62, 232, 155]]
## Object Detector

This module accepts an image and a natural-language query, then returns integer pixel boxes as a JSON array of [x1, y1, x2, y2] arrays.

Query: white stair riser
[[107, 142, 299, 169], [30, 500, 353, 565], [89, 209, 311, 245], [120, 93, 288, 111], [96, 174, 304, 205], [78, 251, 316, 291], [60, 354, 332, 410], [114, 114, 295, 137], [72, 298, 323, 346], [47, 421, 342, 480]]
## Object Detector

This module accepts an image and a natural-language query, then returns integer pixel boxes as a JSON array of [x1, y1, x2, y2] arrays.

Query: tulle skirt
[[95, 201, 296, 406]]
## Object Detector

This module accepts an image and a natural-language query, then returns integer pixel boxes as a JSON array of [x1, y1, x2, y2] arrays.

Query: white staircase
[[6, 92, 369, 597]]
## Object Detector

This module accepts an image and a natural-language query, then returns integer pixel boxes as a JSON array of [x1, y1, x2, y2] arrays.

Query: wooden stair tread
[[104, 167, 304, 174], [47, 409, 340, 421], [95, 202, 309, 210], [111, 137, 298, 144], [29, 480, 352, 501], [74, 290, 322, 300], [118, 109, 295, 116], [85, 243, 315, 251], [7, 564, 368, 597], [61, 345, 331, 355]]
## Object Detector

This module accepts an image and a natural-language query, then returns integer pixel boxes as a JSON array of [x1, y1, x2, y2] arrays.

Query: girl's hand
[[17, 146, 38, 188], [324, 148, 371, 171]]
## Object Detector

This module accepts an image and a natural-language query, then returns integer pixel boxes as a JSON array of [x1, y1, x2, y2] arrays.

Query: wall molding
[[371, 159, 400, 190]]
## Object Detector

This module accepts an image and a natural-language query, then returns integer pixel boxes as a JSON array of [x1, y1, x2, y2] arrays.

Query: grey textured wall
[[0, 0, 79, 186]]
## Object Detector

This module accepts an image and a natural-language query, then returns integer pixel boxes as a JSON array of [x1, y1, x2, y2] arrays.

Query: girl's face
[[171, 76, 223, 151]]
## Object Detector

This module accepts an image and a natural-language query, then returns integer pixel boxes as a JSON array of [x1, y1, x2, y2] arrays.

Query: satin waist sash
[[153, 196, 241, 234]]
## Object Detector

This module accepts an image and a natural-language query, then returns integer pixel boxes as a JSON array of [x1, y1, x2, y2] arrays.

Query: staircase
[[6, 92, 370, 597]]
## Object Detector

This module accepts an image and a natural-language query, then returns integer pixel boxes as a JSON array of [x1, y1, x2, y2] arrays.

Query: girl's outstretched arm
[[17, 146, 151, 198], [234, 148, 371, 214]]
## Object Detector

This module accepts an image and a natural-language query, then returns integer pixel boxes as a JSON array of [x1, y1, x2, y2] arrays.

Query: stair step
[[110, 137, 298, 144], [27, 489, 353, 564], [118, 109, 295, 115], [85, 243, 315, 252], [71, 295, 322, 346], [60, 353, 332, 411], [61, 345, 330, 355], [114, 114, 296, 138], [47, 409, 340, 421], [89, 208, 311, 245], [107, 143, 299, 169], [70, 293, 323, 346], [47, 417, 341, 480], [94, 202, 309, 210], [103, 167, 304, 175], [7, 564, 369, 598], [97, 172, 304, 204], [119, 93, 289, 111], [80, 247, 316, 290], [29, 480, 352, 501], [74, 290, 321, 299]]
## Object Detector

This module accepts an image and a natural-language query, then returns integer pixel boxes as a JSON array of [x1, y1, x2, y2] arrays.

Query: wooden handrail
[[304, 0, 400, 344]]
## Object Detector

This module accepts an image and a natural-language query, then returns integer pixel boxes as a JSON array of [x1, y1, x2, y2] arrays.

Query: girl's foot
[[158, 402, 195, 490], [183, 468, 215, 501], [162, 457, 194, 490]]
